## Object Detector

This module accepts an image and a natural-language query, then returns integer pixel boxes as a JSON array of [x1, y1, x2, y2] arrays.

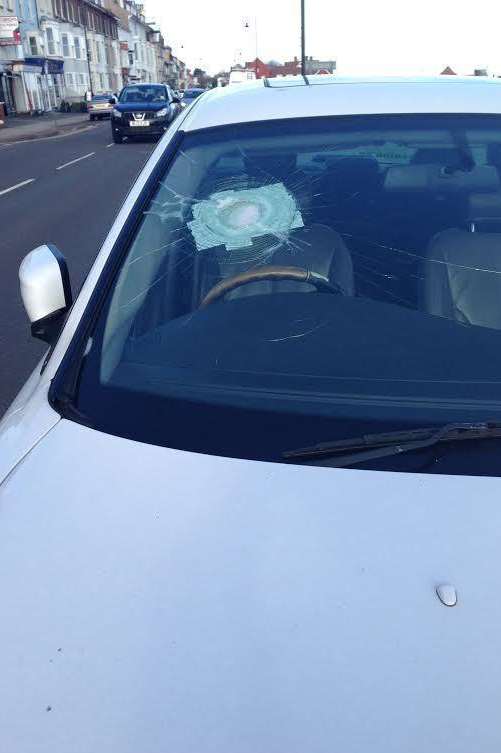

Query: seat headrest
[[385, 164, 500, 192], [487, 143, 501, 168], [468, 192, 501, 219]]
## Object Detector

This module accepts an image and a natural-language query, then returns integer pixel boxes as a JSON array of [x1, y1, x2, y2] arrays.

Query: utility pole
[[301, 0, 306, 77]]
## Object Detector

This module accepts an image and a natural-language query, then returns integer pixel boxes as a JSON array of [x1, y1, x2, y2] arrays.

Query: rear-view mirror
[[19, 244, 72, 344]]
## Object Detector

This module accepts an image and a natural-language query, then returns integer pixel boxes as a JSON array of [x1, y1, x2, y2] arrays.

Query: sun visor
[[384, 164, 500, 192]]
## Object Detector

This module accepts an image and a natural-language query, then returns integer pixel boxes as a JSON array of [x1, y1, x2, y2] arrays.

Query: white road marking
[[56, 151, 95, 170], [106, 143, 114, 148], [0, 178, 35, 197]]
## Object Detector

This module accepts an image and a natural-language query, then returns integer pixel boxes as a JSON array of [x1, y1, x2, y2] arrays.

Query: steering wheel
[[200, 265, 344, 307]]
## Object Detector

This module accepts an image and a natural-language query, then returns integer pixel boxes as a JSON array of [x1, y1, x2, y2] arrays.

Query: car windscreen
[[119, 85, 167, 103], [68, 114, 501, 474]]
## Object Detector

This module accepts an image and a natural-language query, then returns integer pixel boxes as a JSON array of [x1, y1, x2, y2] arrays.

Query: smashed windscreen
[[187, 183, 304, 252], [71, 114, 501, 473]]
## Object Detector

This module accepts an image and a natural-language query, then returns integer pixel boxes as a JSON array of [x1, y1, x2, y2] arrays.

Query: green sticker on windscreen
[[188, 182, 304, 251]]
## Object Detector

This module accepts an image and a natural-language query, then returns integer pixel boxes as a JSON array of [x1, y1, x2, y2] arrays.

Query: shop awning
[[24, 57, 64, 74]]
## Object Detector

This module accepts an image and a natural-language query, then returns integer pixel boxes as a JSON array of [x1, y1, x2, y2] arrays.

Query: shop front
[[0, 67, 16, 114], [23, 57, 65, 111], [11, 62, 43, 113]]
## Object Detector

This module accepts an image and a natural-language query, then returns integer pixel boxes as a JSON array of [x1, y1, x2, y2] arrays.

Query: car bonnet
[[0, 418, 500, 753]]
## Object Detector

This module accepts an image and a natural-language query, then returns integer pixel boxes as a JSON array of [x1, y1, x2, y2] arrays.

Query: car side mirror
[[172, 96, 181, 104], [19, 244, 72, 344], [109, 96, 117, 105]]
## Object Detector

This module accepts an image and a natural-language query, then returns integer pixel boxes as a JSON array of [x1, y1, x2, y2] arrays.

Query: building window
[[74, 37, 81, 59], [46, 27, 55, 56], [78, 73, 84, 85], [86, 41, 92, 61], [99, 73, 105, 90], [62, 34, 70, 58], [95, 40, 101, 63], [128, 50, 133, 66], [6, 0, 13, 10], [66, 72, 73, 87], [105, 45, 110, 65], [29, 36, 38, 55]]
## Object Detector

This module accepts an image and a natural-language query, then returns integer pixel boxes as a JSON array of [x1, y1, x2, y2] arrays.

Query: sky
[[147, 0, 501, 77]]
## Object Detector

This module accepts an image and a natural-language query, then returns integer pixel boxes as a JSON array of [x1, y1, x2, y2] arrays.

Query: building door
[[53, 75, 61, 104]]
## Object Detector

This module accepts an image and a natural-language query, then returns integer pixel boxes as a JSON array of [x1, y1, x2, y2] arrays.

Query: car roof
[[181, 75, 501, 132]]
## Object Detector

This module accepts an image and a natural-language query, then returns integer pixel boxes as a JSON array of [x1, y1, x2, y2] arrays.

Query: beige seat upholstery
[[422, 227, 501, 329]]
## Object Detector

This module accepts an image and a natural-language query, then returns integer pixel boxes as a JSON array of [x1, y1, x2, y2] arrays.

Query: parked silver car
[[4, 76, 501, 752], [87, 93, 113, 120]]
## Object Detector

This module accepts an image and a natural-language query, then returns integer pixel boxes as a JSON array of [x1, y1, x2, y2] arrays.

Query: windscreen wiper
[[282, 421, 501, 466]]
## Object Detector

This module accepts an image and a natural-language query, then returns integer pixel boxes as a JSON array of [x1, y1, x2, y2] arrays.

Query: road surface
[[0, 121, 155, 416]]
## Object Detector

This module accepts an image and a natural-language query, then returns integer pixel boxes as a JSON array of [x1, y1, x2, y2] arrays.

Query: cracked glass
[[72, 114, 501, 471]]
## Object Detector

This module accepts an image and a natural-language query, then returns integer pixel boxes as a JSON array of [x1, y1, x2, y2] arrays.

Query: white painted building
[[57, 22, 89, 101], [0, 0, 53, 114], [0, 4, 25, 113], [85, 25, 120, 94], [120, 0, 157, 84], [32, 0, 122, 105]]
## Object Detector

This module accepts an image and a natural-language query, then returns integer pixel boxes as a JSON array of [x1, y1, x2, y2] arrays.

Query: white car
[[3, 76, 501, 752]]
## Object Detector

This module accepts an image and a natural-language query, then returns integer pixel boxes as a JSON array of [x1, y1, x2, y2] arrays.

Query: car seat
[[421, 193, 501, 328]]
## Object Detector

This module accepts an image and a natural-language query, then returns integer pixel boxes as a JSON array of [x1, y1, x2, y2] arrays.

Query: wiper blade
[[283, 421, 501, 466]]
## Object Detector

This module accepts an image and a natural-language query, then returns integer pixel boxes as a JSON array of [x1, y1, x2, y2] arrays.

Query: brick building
[[245, 56, 336, 79]]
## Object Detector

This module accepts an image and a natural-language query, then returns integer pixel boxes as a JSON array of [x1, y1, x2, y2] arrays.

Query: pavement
[[0, 121, 156, 416], [0, 112, 93, 143]]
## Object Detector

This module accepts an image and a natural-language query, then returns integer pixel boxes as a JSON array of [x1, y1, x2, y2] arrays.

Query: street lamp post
[[243, 17, 258, 77], [301, 0, 306, 77], [83, 11, 94, 97]]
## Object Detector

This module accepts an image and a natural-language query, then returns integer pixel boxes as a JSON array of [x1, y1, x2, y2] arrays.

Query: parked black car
[[110, 84, 181, 143]]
